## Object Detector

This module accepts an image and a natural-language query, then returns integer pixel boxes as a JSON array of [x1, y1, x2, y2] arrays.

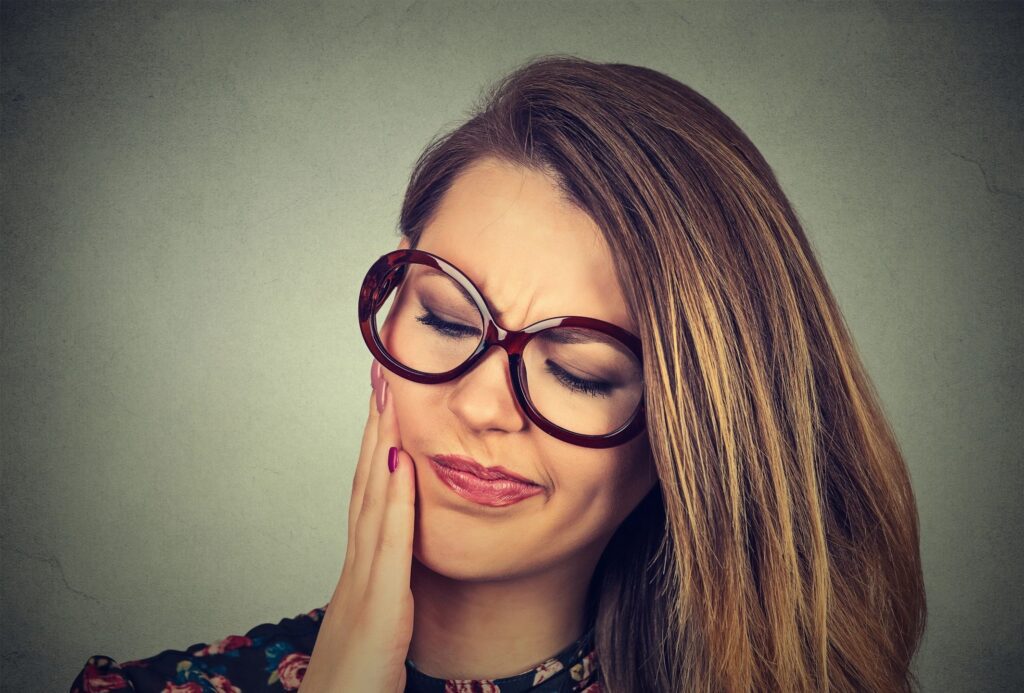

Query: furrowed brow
[[420, 266, 630, 340], [535, 327, 624, 347]]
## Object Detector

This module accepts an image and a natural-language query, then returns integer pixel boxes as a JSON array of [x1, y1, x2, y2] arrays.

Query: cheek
[[386, 377, 438, 440], [550, 439, 654, 503], [541, 442, 656, 550], [554, 455, 654, 528]]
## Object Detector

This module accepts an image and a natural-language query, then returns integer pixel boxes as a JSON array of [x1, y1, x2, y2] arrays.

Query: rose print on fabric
[[160, 677, 240, 693], [531, 657, 564, 685], [70, 607, 327, 693], [161, 660, 241, 693], [402, 626, 600, 692], [570, 650, 597, 681], [204, 674, 241, 693], [275, 652, 310, 691], [265, 640, 311, 689], [73, 607, 598, 693], [160, 684, 203, 693], [444, 680, 502, 692], [119, 658, 151, 668], [194, 635, 253, 657], [78, 657, 129, 692]]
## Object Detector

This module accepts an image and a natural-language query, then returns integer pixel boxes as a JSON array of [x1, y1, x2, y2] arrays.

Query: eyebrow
[[535, 327, 629, 348], [421, 266, 483, 313], [419, 266, 633, 344]]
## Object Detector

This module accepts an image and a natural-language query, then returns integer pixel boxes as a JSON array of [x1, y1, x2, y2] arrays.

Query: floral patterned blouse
[[69, 604, 603, 692]]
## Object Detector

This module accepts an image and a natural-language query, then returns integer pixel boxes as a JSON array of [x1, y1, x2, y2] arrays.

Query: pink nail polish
[[375, 378, 387, 414], [371, 360, 381, 390], [388, 446, 399, 473]]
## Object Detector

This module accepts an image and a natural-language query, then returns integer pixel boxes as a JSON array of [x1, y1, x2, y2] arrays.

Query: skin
[[300, 157, 655, 691], [399, 157, 657, 677]]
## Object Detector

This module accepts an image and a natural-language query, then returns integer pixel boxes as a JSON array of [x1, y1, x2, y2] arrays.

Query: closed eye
[[415, 308, 479, 339], [544, 360, 614, 398]]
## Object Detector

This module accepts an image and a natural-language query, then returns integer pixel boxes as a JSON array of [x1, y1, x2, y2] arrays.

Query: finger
[[368, 444, 416, 605], [340, 361, 384, 593], [351, 372, 402, 588], [347, 386, 381, 551]]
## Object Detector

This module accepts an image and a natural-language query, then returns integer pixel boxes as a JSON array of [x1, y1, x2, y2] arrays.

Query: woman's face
[[385, 156, 656, 581]]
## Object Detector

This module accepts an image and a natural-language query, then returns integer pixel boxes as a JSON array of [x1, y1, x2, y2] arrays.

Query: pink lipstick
[[429, 454, 544, 507]]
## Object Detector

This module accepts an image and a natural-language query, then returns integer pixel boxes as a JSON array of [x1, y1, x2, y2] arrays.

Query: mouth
[[428, 454, 544, 507]]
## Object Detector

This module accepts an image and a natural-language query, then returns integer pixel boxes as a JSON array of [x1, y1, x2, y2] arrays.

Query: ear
[[397, 236, 411, 250]]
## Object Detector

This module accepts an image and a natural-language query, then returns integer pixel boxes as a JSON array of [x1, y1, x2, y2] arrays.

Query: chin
[[412, 538, 509, 582], [410, 509, 541, 582]]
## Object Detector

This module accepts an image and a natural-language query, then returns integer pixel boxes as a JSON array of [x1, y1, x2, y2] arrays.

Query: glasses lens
[[370, 260, 643, 438], [520, 327, 643, 436], [373, 262, 485, 374]]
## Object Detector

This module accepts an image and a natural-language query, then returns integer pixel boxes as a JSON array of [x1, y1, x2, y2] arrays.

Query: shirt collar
[[403, 623, 599, 692]]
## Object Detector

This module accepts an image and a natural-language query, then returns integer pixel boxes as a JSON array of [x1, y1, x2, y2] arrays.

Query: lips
[[429, 454, 543, 507], [430, 454, 538, 485]]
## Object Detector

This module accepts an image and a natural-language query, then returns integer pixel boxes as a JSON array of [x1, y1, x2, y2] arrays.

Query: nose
[[446, 345, 529, 436]]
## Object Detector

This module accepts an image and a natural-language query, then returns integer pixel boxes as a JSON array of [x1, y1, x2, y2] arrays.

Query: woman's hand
[[300, 361, 416, 692]]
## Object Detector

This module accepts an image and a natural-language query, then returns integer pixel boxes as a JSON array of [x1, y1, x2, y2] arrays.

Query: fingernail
[[388, 446, 399, 473], [371, 360, 381, 390]]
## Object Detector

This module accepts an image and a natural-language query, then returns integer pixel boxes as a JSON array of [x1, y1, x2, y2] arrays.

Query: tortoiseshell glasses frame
[[357, 248, 646, 449]]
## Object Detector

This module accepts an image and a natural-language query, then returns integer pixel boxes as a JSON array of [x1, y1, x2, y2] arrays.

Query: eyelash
[[542, 360, 613, 398], [415, 309, 479, 338], [414, 309, 613, 398]]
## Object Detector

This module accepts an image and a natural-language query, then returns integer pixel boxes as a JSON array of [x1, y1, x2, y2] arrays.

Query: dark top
[[69, 604, 602, 692]]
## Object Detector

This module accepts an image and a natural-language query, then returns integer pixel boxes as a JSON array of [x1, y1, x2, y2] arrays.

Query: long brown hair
[[396, 54, 926, 692]]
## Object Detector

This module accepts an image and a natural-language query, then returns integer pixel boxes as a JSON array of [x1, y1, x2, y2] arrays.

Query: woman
[[72, 55, 926, 692]]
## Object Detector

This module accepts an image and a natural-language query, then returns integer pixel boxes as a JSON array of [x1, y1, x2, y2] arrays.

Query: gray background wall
[[2, 1, 1021, 691]]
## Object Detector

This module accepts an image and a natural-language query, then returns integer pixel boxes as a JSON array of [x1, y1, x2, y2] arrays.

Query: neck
[[407, 552, 601, 681]]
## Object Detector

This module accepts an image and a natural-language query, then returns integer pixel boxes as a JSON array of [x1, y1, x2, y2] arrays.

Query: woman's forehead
[[416, 159, 636, 334]]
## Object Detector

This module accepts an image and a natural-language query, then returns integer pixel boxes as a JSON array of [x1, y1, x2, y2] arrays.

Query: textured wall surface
[[2, 1, 1021, 691]]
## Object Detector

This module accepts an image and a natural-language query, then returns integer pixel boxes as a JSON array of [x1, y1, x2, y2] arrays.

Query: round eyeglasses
[[357, 249, 646, 448]]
